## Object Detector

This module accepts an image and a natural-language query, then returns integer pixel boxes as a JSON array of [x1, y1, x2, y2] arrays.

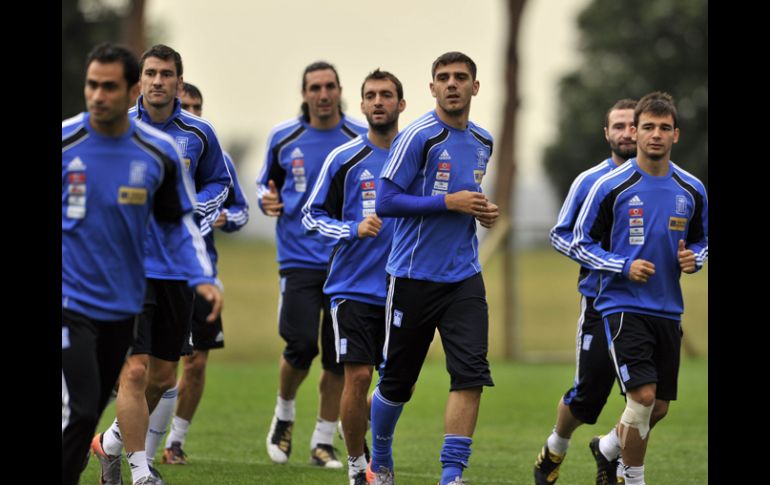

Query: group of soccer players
[[63, 40, 707, 485]]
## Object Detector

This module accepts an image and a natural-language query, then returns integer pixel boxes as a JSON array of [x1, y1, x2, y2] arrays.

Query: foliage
[[543, 0, 708, 200]]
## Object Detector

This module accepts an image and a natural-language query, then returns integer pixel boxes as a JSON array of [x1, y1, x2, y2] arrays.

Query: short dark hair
[[139, 44, 183, 77], [360, 69, 404, 101], [605, 98, 637, 127], [300, 61, 342, 121], [431, 51, 477, 80], [181, 82, 203, 102], [634, 91, 678, 128], [85, 43, 140, 86]]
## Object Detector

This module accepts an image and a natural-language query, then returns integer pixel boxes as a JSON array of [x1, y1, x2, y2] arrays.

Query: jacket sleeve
[[301, 150, 359, 241], [220, 153, 250, 233]]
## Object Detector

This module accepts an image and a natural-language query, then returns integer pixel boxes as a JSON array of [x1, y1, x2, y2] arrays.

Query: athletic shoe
[[90, 432, 123, 485], [266, 415, 293, 463], [533, 443, 565, 484]]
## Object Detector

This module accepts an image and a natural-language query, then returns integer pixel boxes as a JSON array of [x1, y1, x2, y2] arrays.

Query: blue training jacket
[[256, 115, 368, 270], [302, 135, 394, 305], [62, 113, 210, 321], [571, 158, 708, 320]]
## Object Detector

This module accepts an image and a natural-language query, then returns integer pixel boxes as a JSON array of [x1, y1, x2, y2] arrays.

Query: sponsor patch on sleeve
[[118, 187, 148, 205], [668, 216, 687, 231]]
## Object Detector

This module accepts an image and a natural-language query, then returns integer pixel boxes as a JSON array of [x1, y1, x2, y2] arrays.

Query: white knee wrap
[[619, 398, 653, 444]]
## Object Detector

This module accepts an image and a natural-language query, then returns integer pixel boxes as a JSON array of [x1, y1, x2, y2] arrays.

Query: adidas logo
[[215, 331, 224, 342], [628, 195, 643, 206], [69, 157, 86, 171], [360, 169, 374, 180], [290, 147, 304, 158], [439, 149, 451, 160]]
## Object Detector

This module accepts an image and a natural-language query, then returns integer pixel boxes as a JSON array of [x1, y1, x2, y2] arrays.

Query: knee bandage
[[619, 398, 653, 446]]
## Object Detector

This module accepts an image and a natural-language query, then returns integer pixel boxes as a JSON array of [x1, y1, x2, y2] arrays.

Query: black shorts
[[331, 299, 385, 366], [562, 297, 619, 424], [378, 273, 494, 403], [604, 311, 682, 401], [181, 295, 225, 355], [131, 279, 195, 362], [61, 310, 135, 485], [278, 268, 342, 374]]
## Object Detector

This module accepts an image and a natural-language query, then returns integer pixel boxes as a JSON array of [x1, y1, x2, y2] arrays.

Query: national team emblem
[[361, 180, 375, 190], [129, 161, 147, 186], [629, 208, 643, 217], [174, 136, 188, 157], [675, 195, 687, 215], [438, 162, 451, 171], [393, 309, 403, 328], [476, 148, 488, 168], [474, 169, 484, 184]]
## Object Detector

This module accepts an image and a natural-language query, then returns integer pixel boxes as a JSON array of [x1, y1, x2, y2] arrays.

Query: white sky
[[145, 0, 591, 239]]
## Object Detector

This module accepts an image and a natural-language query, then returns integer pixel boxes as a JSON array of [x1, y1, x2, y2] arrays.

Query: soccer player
[[61, 43, 221, 485], [571, 92, 707, 485], [258, 61, 368, 468], [369, 51, 499, 485], [301, 69, 406, 485], [533, 98, 637, 485], [139, 82, 250, 466], [91, 44, 232, 485]]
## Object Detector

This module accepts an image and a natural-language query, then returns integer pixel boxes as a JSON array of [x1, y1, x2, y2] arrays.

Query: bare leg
[[279, 355, 310, 400], [176, 350, 209, 421], [116, 355, 150, 453], [341, 364, 373, 456], [318, 369, 344, 422], [444, 388, 482, 436]]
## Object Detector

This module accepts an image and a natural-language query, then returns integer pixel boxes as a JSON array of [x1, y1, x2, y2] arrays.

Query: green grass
[[80, 236, 707, 484], [82, 359, 707, 484]]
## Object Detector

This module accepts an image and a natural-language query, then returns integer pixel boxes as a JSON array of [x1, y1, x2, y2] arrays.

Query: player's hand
[[358, 214, 383, 238], [195, 283, 223, 322], [677, 239, 697, 274], [213, 210, 227, 228], [261, 179, 284, 217], [476, 202, 499, 228], [445, 191, 489, 216], [628, 259, 656, 283]]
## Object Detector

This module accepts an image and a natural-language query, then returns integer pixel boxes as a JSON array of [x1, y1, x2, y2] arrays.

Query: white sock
[[617, 457, 625, 480], [599, 427, 621, 460], [126, 451, 151, 483], [622, 464, 645, 485], [546, 430, 570, 455], [165, 416, 191, 448], [102, 419, 124, 456], [146, 386, 177, 463], [347, 454, 368, 478], [310, 418, 337, 448], [275, 395, 296, 422]]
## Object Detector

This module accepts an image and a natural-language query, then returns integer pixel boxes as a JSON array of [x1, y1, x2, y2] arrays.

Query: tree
[[543, 0, 708, 200]]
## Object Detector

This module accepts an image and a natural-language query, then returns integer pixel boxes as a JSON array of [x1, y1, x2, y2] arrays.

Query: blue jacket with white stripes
[[301, 135, 394, 305], [203, 152, 249, 277], [377, 110, 493, 283], [62, 113, 213, 321], [550, 158, 620, 298], [571, 158, 708, 320], [256, 115, 368, 270], [130, 96, 231, 280]]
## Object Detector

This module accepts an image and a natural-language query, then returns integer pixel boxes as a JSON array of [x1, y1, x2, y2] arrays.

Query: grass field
[[80, 236, 708, 484]]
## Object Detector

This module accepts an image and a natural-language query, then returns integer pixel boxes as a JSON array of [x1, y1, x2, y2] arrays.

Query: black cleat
[[589, 436, 619, 485], [533, 444, 565, 484]]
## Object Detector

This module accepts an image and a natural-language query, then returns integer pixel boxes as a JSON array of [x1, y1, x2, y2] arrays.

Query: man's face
[[179, 91, 202, 117], [140, 56, 181, 109], [605, 108, 636, 160], [303, 69, 341, 122], [84, 61, 135, 127], [361, 79, 404, 133], [430, 62, 479, 115], [633, 112, 679, 162]]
